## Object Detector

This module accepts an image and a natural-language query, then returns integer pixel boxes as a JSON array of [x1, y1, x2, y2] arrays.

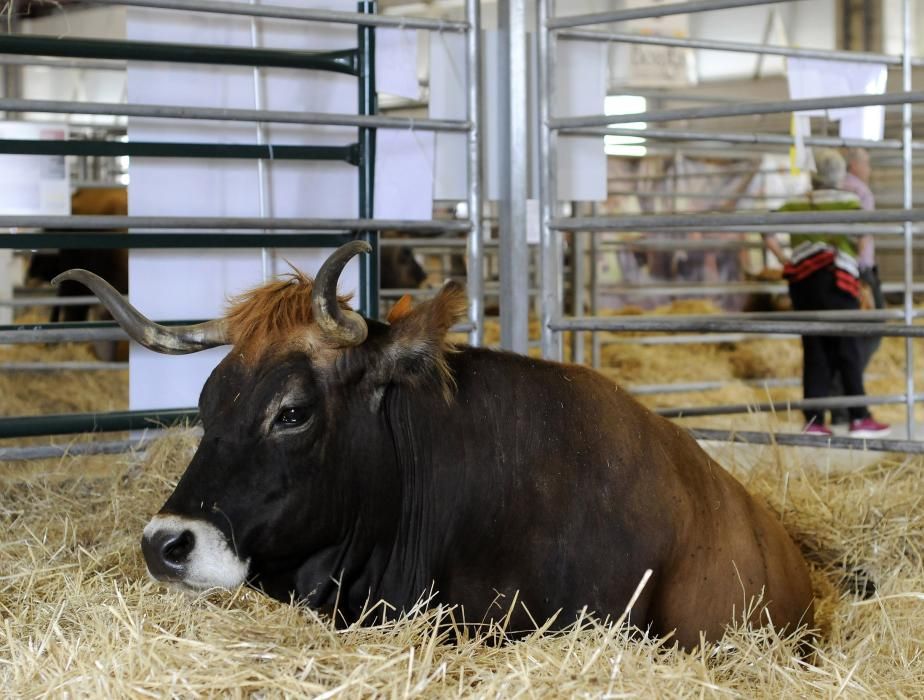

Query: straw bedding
[[3, 428, 924, 697], [0, 309, 127, 420], [3, 301, 923, 695]]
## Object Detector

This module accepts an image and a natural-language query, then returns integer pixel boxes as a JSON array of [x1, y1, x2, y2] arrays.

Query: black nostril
[[162, 530, 195, 565], [142, 529, 196, 581]]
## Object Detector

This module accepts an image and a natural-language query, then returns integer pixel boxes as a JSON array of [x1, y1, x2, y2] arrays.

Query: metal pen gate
[[0, 0, 483, 458], [534, 0, 924, 454]]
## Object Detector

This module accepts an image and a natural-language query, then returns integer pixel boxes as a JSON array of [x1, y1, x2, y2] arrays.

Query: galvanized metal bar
[[497, 0, 530, 354], [0, 139, 358, 162], [0, 320, 204, 345], [547, 0, 800, 29], [563, 126, 905, 151], [553, 91, 924, 130], [653, 224, 911, 234], [571, 230, 586, 364], [657, 393, 918, 419], [0, 408, 198, 438], [0, 232, 357, 249], [0, 327, 126, 344], [600, 236, 920, 250], [0, 435, 174, 462], [537, 0, 561, 360], [0, 98, 471, 132], [689, 428, 924, 454], [589, 208, 601, 369], [629, 377, 802, 395], [552, 316, 924, 338], [0, 33, 358, 75], [0, 55, 124, 70], [378, 238, 475, 248], [591, 282, 924, 298], [0, 320, 475, 345], [0, 362, 128, 371], [466, 0, 485, 347], [0, 296, 112, 307], [109, 0, 469, 32], [602, 333, 795, 346], [609, 167, 785, 182], [551, 208, 924, 232], [0, 215, 471, 232], [382, 286, 541, 298], [588, 307, 917, 322], [249, 0, 273, 282], [902, 0, 916, 440], [558, 29, 912, 66]]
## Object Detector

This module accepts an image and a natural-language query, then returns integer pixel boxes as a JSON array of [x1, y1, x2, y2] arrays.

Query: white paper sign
[[430, 30, 468, 201], [374, 128, 435, 220], [555, 40, 607, 202], [481, 31, 606, 203], [376, 28, 420, 100], [622, 0, 695, 89], [0, 123, 69, 215], [786, 57, 888, 141]]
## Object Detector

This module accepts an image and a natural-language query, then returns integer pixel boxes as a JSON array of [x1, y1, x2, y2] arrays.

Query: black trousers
[[788, 267, 871, 424]]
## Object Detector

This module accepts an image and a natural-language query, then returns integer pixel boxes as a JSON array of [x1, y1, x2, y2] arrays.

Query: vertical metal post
[[537, 0, 562, 360], [497, 0, 529, 353], [357, 0, 379, 319], [466, 0, 485, 346], [901, 0, 915, 438], [590, 204, 601, 369], [250, 0, 273, 281], [571, 228, 586, 364]]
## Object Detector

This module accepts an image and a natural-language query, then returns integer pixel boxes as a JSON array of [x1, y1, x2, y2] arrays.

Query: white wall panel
[[127, 1, 361, 411]]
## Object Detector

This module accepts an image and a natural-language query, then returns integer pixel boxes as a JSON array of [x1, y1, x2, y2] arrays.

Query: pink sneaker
[[848, 417, 891, 439], [803, 423, 833, 437]]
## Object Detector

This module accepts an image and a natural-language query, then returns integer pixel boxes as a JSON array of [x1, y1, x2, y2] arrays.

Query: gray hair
[[812, 148, 847, 189]]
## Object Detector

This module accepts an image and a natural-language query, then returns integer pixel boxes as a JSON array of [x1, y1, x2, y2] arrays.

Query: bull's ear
[[382, 281, 467, 395], [386, 294, 414, 323]]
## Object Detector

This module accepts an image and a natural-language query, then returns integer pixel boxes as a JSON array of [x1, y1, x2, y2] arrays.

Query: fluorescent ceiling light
[[604, 94, 647, 157]]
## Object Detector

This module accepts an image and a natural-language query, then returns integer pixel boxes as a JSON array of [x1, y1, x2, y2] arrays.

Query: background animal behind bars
[[57, 241, 814, 649], [29, 212, 434, 317]]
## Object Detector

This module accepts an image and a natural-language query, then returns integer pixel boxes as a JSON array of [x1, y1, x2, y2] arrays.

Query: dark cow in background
[[56, 243, 814, 649], [379, 234, 427, 290], [28, 187, 129, 324], [30, 200, 428, 314]]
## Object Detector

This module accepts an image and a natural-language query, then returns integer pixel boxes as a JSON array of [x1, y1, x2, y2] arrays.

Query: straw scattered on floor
[[3, 429, 924, 697]]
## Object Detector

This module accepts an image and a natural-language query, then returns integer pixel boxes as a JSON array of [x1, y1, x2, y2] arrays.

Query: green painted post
[[357, 0, 379, 319]]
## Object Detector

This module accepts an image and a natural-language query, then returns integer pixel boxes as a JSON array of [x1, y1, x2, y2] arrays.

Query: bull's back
[[443, 349, 813, 645]]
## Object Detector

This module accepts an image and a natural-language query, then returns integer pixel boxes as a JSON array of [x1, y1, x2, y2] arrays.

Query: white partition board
[[127, 1, 362, 411]]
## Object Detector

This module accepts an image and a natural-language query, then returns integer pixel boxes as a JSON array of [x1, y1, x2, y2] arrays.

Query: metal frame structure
[[535, 0, 921, 450], [0, 0, 484, 442]]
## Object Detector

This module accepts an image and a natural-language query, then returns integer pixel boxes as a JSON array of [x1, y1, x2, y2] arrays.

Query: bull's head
[[54, 242, 465, 609]]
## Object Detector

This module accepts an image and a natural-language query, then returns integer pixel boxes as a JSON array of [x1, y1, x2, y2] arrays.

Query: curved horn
[[52, 269, 230, 355], [310, 240, 371, 348]]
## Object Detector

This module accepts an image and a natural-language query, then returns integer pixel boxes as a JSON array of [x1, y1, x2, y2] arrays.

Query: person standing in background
[[829, 147, 885, 425], [765, 148, 890, 438]]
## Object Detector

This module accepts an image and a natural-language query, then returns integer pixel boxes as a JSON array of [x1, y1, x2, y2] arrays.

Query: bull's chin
[[147, 570, 248, 596]]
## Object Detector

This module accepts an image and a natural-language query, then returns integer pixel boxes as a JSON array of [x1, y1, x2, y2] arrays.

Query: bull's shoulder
[[448, 346, 647, 411]]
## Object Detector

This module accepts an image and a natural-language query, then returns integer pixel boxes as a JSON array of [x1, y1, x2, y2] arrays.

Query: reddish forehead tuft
[[224, 271, 351, 354]]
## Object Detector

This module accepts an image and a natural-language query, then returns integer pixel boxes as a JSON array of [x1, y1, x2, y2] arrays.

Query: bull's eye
[[276, 406, 308, 428]]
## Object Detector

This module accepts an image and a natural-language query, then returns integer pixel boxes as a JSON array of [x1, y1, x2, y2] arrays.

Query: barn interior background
[[3, 0, 924, 696]]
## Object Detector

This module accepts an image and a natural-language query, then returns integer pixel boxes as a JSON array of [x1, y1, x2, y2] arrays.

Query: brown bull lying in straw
[[55, 242, 814, 648]]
